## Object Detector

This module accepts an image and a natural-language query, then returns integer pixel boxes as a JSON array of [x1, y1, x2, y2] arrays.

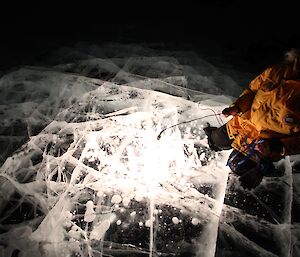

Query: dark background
[[1, 1, 300, 74]]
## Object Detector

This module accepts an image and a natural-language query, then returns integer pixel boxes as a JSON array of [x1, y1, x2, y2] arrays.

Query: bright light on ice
[[0, 105, 231, 257], [0, 79, 232, 257], [81, 111, 187, 199]]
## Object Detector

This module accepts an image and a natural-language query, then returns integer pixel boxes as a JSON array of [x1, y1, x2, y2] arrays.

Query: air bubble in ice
[[134, 194, 143, 202], [68, 228, 81, 240], [68, 239, 81, 252], [145, 220, 152, 227], [97, 190, 104, 197], [90, 220, 111, 240], [122, 197, 130, 207], [64, 211, 73, 220], [84, 200, 96, 223], [130, 211, 137, 217], [191, 218, 200, 225], [172, 217, 179, 224], [111, 194, 122, 204]]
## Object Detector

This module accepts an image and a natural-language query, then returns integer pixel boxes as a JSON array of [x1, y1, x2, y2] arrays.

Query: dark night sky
[[1, 1, 300, 72], [2, 1, 299, 42]]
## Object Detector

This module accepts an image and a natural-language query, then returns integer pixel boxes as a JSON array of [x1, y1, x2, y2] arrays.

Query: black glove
[[239, 167, 263, 190], [222, 106, 240, 117], [203, 126, 221, 152]]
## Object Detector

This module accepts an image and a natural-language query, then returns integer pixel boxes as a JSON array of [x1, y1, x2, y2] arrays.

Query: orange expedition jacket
[[226, 63, 300, 161]]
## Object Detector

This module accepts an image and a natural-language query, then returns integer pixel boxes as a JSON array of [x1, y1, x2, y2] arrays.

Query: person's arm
[[257, 135, 300, 157], [230, 67, 273, 114]]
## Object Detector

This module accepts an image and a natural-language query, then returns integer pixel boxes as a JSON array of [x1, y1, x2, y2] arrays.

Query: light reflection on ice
[[0, 95, 229, 257]]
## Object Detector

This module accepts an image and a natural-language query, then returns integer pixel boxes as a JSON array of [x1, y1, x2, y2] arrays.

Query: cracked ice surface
[[0, 43, 295, 257], [0, 67, 231, 256]]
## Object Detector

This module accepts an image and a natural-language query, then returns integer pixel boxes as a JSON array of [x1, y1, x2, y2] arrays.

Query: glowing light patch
[[82, 112, 188, 198], [0, 107, 230, 257]]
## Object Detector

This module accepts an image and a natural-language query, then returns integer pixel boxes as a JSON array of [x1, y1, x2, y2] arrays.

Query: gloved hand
[[222, 106, 240, 117], [238, 167, 263, 190], [254, 139, 270, 156], [254, 138, 283, 157]]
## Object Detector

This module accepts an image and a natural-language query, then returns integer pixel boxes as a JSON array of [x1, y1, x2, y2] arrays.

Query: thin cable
[[197, 107, 225, 126], [157, 113, 222, 140]]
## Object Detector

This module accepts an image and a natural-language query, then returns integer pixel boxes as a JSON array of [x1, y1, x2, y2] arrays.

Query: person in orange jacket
[[204, 48, 300, 189]]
